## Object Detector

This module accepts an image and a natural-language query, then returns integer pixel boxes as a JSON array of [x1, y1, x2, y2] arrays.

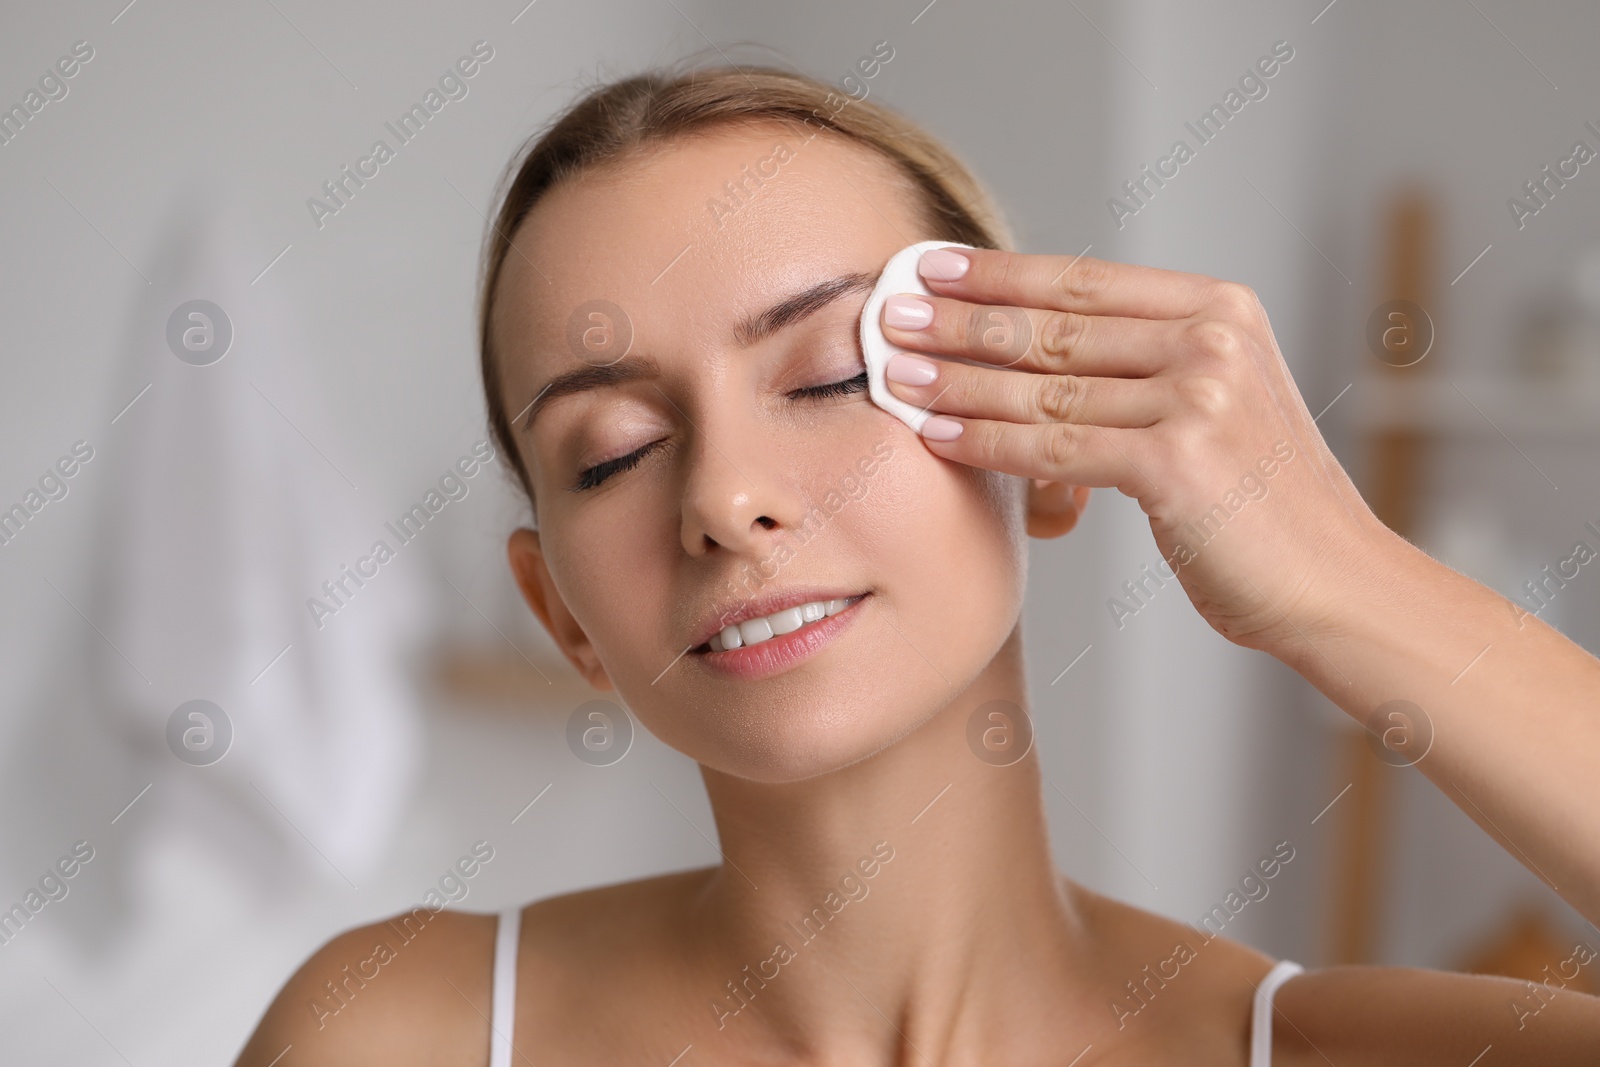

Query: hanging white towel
[[86, 184, 426, 895]]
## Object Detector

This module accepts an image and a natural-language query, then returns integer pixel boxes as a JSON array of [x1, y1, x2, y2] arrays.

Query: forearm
[[1276, 526, 1600, 924]]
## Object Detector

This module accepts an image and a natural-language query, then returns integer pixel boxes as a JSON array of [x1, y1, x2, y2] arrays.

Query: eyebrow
[[518, 271, 880, 432], [733, 270, 878, 346]]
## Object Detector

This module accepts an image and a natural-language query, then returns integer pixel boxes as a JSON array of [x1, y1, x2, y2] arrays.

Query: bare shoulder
[[514, 865, 718, 1023], [232, 906, 497, 1067], [1067, 881, 1600, 1064], [521, 864, 712, 954], [1069, 879, 1278, 981], [232, 867, 713, 1067], [1272, 963, 1600, 1066], [1068, 880, 1277, 1054]]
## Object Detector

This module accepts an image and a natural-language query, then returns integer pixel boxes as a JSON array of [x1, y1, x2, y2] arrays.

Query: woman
[[236, 63, 1600, 1065]]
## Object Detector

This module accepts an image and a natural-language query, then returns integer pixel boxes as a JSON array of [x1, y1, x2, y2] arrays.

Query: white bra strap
[[489, 906, 522, 1067], [1250, 960, 1304, 1067]]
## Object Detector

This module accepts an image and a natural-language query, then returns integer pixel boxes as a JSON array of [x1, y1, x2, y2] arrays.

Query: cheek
[[545, 521, 675, 677], [869, 431, 1026, 569], [858, 428, 1028, 631]]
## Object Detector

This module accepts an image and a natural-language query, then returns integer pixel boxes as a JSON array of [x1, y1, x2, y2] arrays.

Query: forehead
[[488, 123, 931, 387]]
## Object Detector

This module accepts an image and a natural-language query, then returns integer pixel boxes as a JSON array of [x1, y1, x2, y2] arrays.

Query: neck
[[683, 628, 1100, 1062]]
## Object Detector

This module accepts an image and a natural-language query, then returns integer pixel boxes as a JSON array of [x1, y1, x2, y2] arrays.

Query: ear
[[1025, 479, 1091, 539], [506, 527, 615, 691]]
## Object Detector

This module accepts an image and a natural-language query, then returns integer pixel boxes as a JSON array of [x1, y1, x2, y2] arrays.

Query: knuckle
[[1209, 280, 1260, 321], [970, 418, 1006, 465], [1042, 422, 1079, 469], [1053, 255, 1111, 304], [1036, 374, 1083, 423], [994, 252, 1027, 297], [992, 254, 1030, 308], [1038, 311, 1089, 369], [969, 306, 1011, 358], [1185, 318, 1249, 363], [1177, 375, 1231, 419]]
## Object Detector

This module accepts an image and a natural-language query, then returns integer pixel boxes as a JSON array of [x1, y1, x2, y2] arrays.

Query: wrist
[[1259, 518, 1430, 678]]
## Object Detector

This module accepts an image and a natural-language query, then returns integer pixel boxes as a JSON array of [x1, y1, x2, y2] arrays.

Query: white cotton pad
[[859, 240, 978, 434]]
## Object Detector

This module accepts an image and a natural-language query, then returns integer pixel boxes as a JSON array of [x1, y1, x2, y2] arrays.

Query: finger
[[884, 357, 1168, 429], [917, 246, 1219, 320], [914, 414, 1153, 493], [882, 294, 1178, 378]]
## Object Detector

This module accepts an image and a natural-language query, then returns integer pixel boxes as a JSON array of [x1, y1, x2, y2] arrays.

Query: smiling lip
[[689, 587, 870, 652], [693, 593, 869, 681]]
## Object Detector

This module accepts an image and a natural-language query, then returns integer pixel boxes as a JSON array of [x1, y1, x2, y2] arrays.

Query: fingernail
[[883, 294, 934, 330], [919, 248, 969, 282], [920, 416, 963, 440], [886, 352, 938, 385]]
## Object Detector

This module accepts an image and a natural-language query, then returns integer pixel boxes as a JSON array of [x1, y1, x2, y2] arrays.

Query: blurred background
[[2, 0, 1598, 1061]]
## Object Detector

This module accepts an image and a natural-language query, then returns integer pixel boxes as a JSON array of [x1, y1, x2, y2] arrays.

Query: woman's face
[[491, 122, 1029, 782]]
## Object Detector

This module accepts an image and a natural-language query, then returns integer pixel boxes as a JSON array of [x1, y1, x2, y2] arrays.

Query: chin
[[642, 654, 958, 784]]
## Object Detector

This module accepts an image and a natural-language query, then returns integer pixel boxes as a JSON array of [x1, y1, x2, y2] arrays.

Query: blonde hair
[[476, 61, 1014, 512]]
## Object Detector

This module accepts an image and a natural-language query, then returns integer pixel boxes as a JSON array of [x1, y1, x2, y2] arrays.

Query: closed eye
[[571, 439, 664, 492], [571, 370, 868, 491], [789, 370, 868, 400]]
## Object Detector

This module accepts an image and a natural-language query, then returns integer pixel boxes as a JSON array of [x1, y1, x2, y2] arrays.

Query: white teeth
[[705, 596, 861, 652], [768, 607, 805, 635]]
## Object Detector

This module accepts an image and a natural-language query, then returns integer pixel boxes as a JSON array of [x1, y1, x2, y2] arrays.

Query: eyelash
[[570, 371, 869, 492], [572, 441, 661, 492], [791, 369, 868, 400]]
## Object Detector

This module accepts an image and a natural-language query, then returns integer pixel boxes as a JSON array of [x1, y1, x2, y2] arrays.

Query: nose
[[678, 421, 808, 558]]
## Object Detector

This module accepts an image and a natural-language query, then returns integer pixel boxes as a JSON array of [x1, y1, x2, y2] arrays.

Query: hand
[[880, 246, 1392, 653]]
